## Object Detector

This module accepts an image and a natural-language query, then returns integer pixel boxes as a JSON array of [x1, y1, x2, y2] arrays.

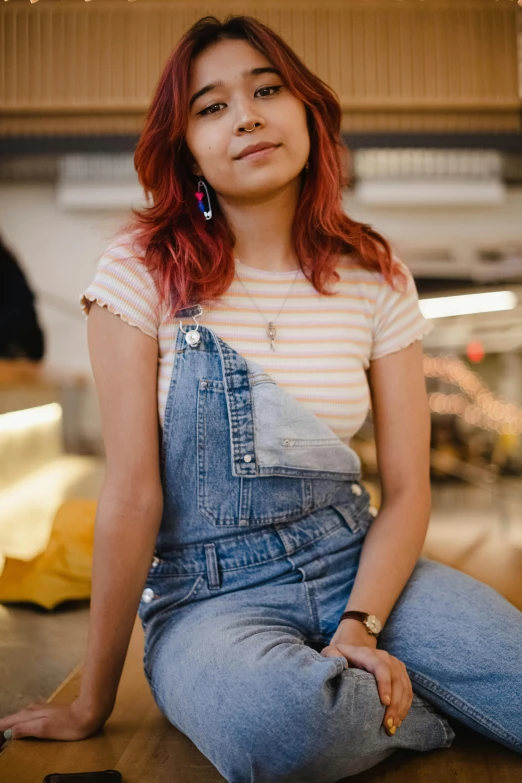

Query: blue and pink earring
[[194, 179, 212, 220]]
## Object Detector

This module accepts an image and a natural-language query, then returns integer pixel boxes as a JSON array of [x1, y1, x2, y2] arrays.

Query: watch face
[[366, 615, 382, 633]]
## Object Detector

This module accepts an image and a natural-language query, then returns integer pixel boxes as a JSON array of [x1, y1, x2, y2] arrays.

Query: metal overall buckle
[[178, 304, 203, 348]]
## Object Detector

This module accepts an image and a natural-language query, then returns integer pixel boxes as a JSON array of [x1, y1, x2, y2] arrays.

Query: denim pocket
[[139, 572, 207, 631], [139, 571, 207, 689]]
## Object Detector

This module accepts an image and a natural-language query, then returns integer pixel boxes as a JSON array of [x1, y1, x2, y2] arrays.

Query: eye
[[255, 85, 284, 98], [197, 85, 283, 116], [198, 102, 226, 116]]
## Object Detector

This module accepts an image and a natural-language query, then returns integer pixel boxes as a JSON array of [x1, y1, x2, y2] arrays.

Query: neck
[[216, 178, 301, 272]]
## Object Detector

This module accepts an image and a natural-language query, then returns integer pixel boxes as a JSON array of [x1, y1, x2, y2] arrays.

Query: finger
[[391, 661, 412, 724], [364, 649, 393, 707], [373, 660, 392, 707], [367, 657, 396, 719], [397, 682, 414, 726], [0, 701, 47, 730], [336, 645, 393, 708], [336, 643, 386, 672], [3, 717, 50, 740], [383, 667, 404, 733], [0, 712, 36, 733], [396, 666, 414, 724], [335, 646, 403, 734], [0, 705, 49, 732]]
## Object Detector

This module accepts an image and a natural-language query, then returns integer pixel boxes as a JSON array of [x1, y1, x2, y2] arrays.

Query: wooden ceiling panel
[[0, 0, 520, 136]]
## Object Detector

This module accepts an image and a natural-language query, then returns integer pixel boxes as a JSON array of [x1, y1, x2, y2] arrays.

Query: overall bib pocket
[[196, 378, 313, 526]]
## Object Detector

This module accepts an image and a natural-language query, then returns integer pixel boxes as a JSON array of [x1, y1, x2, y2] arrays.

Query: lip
[[236, 142, 280, 160]]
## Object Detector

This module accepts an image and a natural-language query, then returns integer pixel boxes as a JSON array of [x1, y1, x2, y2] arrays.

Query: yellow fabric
[[0, 499, 96, 610]]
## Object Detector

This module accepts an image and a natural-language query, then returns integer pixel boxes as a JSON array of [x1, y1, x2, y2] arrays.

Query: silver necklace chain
[[234, 261, 301, 351]]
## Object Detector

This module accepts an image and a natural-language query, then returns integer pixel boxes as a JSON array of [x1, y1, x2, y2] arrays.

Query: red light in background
[[466, 341, 485, 363]]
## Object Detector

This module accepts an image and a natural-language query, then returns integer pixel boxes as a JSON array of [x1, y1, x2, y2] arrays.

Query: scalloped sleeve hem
[[79, 292, 158, 341], [370, 319, 434, 361]]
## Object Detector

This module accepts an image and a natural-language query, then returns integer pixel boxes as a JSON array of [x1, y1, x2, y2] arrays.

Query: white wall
[[0, 183, 128, 377]]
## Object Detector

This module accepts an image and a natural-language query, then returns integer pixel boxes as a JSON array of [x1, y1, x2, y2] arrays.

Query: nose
[[234, 108, 264, 135], [239, 120, 262, 132]]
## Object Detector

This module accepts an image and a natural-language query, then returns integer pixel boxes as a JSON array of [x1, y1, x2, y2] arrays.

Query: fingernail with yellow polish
[[386, 717, 394, 728], [389, 725, 397, 735]]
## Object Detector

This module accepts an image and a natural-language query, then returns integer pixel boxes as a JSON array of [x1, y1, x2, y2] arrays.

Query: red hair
[[120, 14, 407, 314]]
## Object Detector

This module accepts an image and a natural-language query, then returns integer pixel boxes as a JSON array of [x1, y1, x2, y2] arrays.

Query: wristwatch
[[340, 611, 382, 637]]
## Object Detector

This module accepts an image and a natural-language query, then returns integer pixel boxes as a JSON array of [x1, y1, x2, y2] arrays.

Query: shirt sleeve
[[370, 257, 434, 361], [79, 236, 160, 340]]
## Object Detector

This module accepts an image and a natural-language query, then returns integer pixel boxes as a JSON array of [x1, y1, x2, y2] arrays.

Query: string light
[[424, 354, 522, 435]]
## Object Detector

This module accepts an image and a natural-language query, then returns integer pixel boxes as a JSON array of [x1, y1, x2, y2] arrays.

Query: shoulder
[[80, 230, 163, 340], [95, 231, 158, 289], [335, 252, 393, 300], [336, 253, 419, 315], [337, 252, 411, 285]]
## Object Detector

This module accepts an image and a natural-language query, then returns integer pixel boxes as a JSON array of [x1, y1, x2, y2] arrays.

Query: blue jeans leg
[[146, 583, 454, 783], [377, 556, 522, 754]]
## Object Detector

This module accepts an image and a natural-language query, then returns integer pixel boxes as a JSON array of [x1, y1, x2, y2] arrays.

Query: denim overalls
[[138, 305, 522, 782]]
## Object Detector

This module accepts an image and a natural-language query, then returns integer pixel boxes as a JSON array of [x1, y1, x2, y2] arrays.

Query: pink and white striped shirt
[[80, 235, 434, 442]]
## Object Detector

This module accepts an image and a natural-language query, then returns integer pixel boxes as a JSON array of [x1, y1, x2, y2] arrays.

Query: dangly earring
[[194, 179, 212, 220]]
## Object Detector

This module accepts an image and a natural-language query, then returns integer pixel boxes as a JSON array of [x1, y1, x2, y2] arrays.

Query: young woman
[[1, 15, 521, 781]]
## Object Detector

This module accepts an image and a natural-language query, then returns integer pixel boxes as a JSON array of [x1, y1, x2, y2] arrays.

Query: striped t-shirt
[[79, 236, 434, 442]]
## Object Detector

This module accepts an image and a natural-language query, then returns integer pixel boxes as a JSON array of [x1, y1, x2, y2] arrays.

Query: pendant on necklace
[[267, 322, 276, 352]]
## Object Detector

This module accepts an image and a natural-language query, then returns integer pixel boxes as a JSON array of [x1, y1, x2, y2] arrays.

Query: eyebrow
[[189, 67, 282, 109]]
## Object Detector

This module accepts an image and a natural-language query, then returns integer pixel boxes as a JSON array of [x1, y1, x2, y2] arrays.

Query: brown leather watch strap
[[340, 611, 368, 623], [340, 610, 380, 636]]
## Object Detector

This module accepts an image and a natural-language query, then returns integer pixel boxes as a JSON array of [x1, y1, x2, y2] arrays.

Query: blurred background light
[[419, 291, 518, 319]]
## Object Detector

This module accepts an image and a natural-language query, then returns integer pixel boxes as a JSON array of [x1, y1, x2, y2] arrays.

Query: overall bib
[[138, 305, 522, 783]]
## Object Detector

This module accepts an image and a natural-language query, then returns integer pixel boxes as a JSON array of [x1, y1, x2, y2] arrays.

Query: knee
[[224, 668, 452, 782], [222, 670, 396, 782]]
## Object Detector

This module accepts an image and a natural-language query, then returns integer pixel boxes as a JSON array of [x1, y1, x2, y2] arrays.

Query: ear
[[190, 160, 203, 178]]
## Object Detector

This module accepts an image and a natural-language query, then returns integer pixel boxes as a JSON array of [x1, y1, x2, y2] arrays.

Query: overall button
[[243, 454, 253, 463], [185, 330, 201, 347], [351, 483, 362, 496], [200, 380, 208, 388], [239, 519, 249, 526], [142, 588, 155, 603]]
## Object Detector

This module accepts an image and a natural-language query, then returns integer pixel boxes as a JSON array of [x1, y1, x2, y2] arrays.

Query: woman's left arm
[[332, 337, 432, 645]]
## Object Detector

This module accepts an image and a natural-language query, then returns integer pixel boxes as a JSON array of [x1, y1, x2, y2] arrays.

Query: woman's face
[[185, 37, 310, 204]]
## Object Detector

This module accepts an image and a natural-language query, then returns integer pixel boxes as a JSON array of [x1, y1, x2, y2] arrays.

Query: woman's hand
[[321, 622, 413, 736], [0, 699, 108, 742]]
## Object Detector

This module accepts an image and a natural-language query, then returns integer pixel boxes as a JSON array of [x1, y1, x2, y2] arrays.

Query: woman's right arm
[[76, 302, 164, 723], [0, 301, 165, 743]]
